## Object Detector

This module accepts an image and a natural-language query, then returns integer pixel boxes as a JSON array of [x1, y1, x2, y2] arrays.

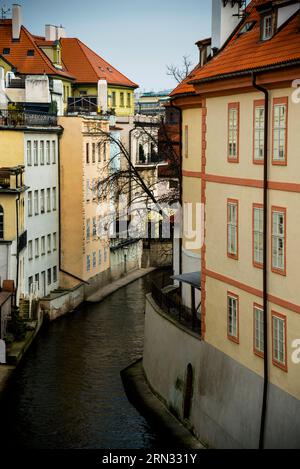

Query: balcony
[[150, 281, 201, 336], [0, 110, 57, 127], [67, 96, 98, 114], [6, 76, 26, 89]]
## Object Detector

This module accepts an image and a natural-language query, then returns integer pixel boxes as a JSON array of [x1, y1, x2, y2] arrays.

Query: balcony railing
[[67, 96, 98, 114], [7, 77, 26, 89], [0, 110, 57, 127], [151, 282, 201, 336]]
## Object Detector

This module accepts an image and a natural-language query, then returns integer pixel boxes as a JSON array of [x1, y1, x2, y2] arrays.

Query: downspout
[[57, 132, 89, 286], [169, 103, 183, 277], [252, 73, 269, 450], [15, 194, 20, 303]]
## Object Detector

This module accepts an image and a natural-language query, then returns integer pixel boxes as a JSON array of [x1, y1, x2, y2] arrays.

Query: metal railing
[[151, 281, 201, 336], [0, 110, 58, 127], [67, 96, 98, 114]]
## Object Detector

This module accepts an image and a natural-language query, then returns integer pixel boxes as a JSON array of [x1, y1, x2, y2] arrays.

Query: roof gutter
[[189, 59, 300, 85], [252, 73, 269, 450]]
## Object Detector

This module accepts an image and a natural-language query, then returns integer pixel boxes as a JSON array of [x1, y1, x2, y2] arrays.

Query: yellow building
[[143, 0, 300, 449], [59, 116, 111, 292]]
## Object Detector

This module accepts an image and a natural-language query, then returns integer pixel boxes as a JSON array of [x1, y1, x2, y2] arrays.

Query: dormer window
[[262, 14, 273, 41]]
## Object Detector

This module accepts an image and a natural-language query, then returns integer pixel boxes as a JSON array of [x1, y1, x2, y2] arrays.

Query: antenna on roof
[[1, 3, 11, 19]]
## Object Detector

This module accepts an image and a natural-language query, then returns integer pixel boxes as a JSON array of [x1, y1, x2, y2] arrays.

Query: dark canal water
[[0, 271, 169, 449]]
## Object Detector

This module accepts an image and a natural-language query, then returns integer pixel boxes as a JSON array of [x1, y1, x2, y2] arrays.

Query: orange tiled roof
[[0, 20, 73, 79], [169, 67, 198, 97], [60, 38, 139, 89], [190, 0, 300, 84]]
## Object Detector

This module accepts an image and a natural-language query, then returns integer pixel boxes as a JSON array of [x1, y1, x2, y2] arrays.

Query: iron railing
[[67, 96, 98, 114], [151, 281, 201, 336], [0, 110, 58, 127]]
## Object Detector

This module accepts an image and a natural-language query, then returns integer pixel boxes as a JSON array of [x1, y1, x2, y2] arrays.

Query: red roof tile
[[0, 20, 73, 79], [190, 0, 300, 84], [169, 64, 201, 97], [60, 38, 139, 89]]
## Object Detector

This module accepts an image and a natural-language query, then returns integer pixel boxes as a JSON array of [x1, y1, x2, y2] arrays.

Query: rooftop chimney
[[56, 26, 66, 40], [45, 24, 57, 41], [211, 0, 241, 51], [12, 4, 22, 40]]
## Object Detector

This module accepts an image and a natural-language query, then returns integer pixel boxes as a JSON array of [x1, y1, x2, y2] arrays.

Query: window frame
[[253, 203, 264, 269], [272, 311, 288, 372], [272, 97, 288, 166], [227, 292, 239, 344], [261, 13, 273, 41], [228, 102, 240, 163], [253, 99, 265, 164], [271, 206, 286, 276], [227, 199, 239, 260], [253, 303, 264, 358]]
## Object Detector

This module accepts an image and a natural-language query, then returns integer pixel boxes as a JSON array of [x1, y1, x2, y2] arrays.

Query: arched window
[[0, 206, 3, 239]]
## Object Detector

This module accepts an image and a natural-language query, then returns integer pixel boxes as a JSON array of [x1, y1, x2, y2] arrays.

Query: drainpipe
[[252, 73, 269, 450], [57, 132, 89, 286], [168, 103, 183, 278], [15, 194, 20, 304]]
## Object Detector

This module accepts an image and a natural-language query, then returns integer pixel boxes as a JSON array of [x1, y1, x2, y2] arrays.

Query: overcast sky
[[13, 0, 212, 91]]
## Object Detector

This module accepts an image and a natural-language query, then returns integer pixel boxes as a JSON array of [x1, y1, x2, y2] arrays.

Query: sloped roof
[[169, 65, 200, 97], [0, 19, 73, 79], [190, 0, 300, 84], [60, 37, 139, 89]]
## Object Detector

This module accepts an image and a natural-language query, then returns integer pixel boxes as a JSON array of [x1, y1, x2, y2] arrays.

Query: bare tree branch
[[166, 55, 193, 83]]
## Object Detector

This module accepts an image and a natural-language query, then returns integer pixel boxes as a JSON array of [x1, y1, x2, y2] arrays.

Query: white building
[[23, 131, 60, 298]]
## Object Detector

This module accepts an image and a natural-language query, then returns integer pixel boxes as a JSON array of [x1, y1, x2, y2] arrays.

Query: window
[[112, 91, 116, 107], [47, 188, 51, 212], [272, 98, 288, 165], [35, 274, 39, 290], [40, 141, 45, 165], [47, 268, 52, 286], [46, 141, 51, 165], [53, 233, 57, 251], [98, 249, 102, 265], [52, 141, 56, 164], [41, 236, 45, 255], [262, 14, 273, 41], [53, 266, 57, 283], [86, 219, 90, 241], [103, 143, 107, 162], [253, 205, 263, 268], [40, 189, 45, 214], [227, 199, 238, 259], [3, 48, 10, 55], [33, 141, 38, 165], [127, 93, 131, 108], [27, 141, 32, 166], [227, 293, 239, 343], [28, 240, 33, 260], [104, 247, 107, 263], [28, 276, 33, 293], [98, 143, 101, 162], [92, 217, 97, 237], [86, 179, 90, 201], [228, 103, 239, 161], [86, 255, 91, 272], [35, 238, 39, 258], [184, 125, 189, 159], [272, 207, 286, 275], [0, 206, 3, 239], [47, 234, 51, 253], [92, 252, 96, 268], [120, 92, 124, 107], [52, 187, 57, 211], [253, 100, 265, 162], [27, 49, 35, 56], [272, 312, 287, 371], [34, 190, 39, 215], [86, 143, 90, 164], [92, 143, 96, 163], [28, 191, 33, 217], [254, 305, 264, 357]]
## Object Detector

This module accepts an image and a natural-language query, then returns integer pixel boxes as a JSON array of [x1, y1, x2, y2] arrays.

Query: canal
[[0, 271, 170, 449]]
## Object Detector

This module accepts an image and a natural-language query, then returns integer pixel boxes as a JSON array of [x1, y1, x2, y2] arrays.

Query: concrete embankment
[[121, 359, 205, 450]]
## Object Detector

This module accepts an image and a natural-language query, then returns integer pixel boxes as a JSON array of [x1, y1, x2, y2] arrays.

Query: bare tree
[[166, 55, 194, 84]]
